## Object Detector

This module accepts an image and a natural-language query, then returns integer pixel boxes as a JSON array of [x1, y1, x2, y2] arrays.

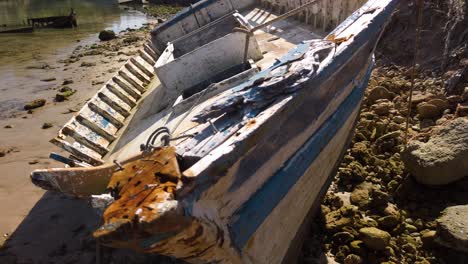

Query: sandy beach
[[0, 21, 180, 263]]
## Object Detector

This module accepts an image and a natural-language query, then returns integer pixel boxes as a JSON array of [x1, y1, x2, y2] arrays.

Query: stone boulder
[[359, 227, 391, 250], [55, 86, 76, 102], [436, 205, 468, 252], [462, 87, 468, 101], [412, 92, 434, 104], [401, 118, 468, 185], [98, 30, 116, 41], [417, 102, 439, 119], [371, 100, 393, 116], [367, 86, 394, 104], [24, 99, 46, 110], [324, 209, 352, 232], [427, 98, 450, 113]]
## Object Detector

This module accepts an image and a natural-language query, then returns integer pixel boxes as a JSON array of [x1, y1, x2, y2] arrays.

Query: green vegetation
[[144, 4, 184, 19]]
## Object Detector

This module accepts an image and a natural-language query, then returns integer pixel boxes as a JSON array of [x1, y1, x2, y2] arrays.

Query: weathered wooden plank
[[80, 106, 119, 135], [101, 89, 133, 112], [182, 114, 244, 161], [124, 63, 151, 84], [75, 115, 117, 142], [138, 50, 156, 65], [49, 152, 90, 167], [98, 92, 131, 118], [50, 137, 103, 165], [144, 43, 159, 59], [118, 70, 146, 93], [61, 126, 109, 156], [130, 57, 155, 78], [106, 83, 137, 108], [112, 77, 142, 100], [87, 101, 125, 129]]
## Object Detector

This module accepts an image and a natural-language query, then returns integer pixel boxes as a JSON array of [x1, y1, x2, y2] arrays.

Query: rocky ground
[[301, 1, 468, 263], [300, 65, 468, 264]]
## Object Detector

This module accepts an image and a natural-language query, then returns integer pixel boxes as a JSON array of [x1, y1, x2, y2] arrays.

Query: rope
[[141, 85, 211, 151], [404, 0, 424, 146]]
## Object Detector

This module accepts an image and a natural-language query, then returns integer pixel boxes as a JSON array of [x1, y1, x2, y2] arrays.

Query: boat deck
[[243, 7, 323, 69], [106, 6, 325, 161]]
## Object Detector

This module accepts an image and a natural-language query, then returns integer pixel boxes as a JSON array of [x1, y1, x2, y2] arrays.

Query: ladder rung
[[75, 115, 117, 142], [87, 101, 125, 129], [106, 84, 136, 108], [98, 92, 131, 118], [130, 57, 154, 78], [125, 63, 151, 84], [119, 70, 145, 93], [144, 44, 158, 59], [62, 126, 109, 156], [50, 137, 103, 166], [112, 77, 141, 100], [139, 50, 156, 65]]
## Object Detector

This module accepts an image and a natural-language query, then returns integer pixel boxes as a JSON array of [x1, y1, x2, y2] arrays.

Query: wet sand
[[0, 23, 158, 260]]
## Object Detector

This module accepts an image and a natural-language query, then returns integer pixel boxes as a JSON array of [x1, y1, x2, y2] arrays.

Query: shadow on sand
[[0, 192, 183, 264]]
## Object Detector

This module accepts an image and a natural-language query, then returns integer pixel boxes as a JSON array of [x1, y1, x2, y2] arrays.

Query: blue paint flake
[[229, 60, 374, 249]]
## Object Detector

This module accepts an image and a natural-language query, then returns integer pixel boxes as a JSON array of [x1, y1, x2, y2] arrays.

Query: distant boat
[[0, 26, 34, 34], [27, 9, 77, 28], [31, 0, 399, 263]]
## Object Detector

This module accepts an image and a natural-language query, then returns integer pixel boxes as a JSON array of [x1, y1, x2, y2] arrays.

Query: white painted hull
[[31, 0, 399, 263]]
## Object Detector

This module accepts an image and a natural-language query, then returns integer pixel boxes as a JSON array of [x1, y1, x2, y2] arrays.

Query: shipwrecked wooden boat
[[0, 26, 34, 34], [27, 9, 77, 28], [31, 0, 399, 262]]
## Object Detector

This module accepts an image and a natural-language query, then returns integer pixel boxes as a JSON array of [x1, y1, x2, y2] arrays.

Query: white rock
[[401, 118, 468, 185]]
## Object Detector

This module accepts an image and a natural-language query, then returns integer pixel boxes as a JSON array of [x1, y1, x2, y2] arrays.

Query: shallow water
[[0, 0, 152, 118]]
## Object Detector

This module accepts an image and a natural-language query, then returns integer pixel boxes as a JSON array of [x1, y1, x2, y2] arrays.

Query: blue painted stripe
[[229, 60, 374, 249]]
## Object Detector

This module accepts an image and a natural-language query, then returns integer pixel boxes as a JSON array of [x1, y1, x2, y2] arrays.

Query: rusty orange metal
[[94, 147, 192, 250]]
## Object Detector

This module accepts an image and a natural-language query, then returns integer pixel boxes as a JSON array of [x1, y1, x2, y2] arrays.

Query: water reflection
[[0, 0, 150, 66]]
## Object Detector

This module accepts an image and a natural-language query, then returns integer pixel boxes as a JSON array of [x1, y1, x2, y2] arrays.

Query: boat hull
[[29, 0, 399, 263], [0, 26, 34, 33], [233, 58, 373, 263]]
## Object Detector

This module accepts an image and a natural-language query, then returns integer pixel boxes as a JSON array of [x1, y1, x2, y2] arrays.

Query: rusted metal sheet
[[94, 147, 190, 249]]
